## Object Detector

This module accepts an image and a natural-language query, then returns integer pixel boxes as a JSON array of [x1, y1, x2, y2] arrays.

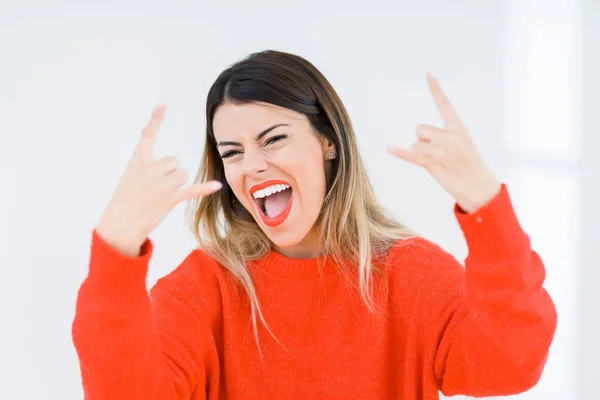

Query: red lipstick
[[249, 179, 294, 227]]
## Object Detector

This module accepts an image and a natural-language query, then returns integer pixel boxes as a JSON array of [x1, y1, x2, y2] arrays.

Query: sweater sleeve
[[418, 184, 557, 397], [71, 230, 218, 400]]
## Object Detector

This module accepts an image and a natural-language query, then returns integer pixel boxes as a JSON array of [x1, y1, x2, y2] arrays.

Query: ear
[[321, 136, 337, 160]]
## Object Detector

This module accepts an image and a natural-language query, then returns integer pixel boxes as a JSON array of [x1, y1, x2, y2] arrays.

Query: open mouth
[[250, 180, 294, 227]]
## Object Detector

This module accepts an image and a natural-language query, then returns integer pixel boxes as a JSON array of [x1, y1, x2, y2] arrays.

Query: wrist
[[459, 181, 502, 214], [95, 224, 144, 258]]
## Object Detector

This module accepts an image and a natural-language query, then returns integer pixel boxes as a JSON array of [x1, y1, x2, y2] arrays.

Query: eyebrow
[[216, 123, 290, 147]]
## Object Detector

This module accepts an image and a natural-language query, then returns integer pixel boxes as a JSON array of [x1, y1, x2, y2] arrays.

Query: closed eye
[[220, 134, 287, 159], [263, 134, 287, 147], [221, 150, 241, 159]]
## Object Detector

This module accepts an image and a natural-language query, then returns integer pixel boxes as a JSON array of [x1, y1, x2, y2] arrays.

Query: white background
[[0, 0, 597, 398]]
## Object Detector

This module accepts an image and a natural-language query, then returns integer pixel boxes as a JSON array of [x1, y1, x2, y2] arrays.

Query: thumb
[[177, 180, 223, 201], [387, 145, 428, 168]]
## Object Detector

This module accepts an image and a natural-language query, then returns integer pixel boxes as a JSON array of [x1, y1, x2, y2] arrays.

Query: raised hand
[[96, 105, 222, 257], [387, 73, 501, 214]]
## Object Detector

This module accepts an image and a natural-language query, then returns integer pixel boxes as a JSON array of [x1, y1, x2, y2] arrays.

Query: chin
[[255, 209, 308, 242], [258, 212, 318, 252], [264, 229, 307, 249]]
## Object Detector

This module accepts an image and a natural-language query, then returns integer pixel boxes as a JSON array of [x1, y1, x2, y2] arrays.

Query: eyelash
[[221, 134, 287, 159]]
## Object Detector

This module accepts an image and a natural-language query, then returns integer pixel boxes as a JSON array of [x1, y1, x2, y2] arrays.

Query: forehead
[[212, 102, 308, 139]]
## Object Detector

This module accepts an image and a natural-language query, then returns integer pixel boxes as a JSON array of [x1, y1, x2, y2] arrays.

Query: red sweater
[[72, 184, 557, 399]]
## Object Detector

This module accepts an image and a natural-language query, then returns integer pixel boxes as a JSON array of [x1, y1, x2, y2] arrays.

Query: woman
[[72, 50, 557, 399]]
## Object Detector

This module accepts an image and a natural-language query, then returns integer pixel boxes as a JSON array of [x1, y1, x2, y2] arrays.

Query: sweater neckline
[[259, 250, 340, 279]]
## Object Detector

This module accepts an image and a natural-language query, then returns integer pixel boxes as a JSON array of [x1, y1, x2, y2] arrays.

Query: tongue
[[264, 189, 292, 218]]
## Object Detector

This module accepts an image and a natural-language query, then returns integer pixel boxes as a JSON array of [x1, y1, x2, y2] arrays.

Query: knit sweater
[[72, 184, 557, 399]]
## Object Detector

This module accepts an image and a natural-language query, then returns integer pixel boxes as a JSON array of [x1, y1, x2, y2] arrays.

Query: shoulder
[[163, 248, 233, 286], [384, 237, 465, 291], [149, 248, 238, 312]]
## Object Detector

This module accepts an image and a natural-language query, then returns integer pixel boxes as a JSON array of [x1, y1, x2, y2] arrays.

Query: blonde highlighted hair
[[186, 50, 415, 348]]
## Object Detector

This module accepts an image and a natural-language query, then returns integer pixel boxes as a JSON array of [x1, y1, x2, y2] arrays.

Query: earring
[[327, 152, 337, 160]]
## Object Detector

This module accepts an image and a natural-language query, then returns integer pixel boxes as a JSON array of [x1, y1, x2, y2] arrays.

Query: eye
[[221, 150, 242, 159], [263, 134, 287, 146]]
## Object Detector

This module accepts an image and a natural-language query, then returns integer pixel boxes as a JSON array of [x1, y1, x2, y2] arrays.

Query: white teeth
[[253, 184, 291, 199]]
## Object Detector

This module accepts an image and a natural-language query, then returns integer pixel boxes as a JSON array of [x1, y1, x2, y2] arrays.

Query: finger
[[414, 126, 451, 159], [165, 168, 189, 189], [134, 105, 167, 162], [418, 141, 446, 160], [416, 124, 451, 142], [176, 180, 223, 202], [152, 155, 180, 175], [387, 145, 428, 168], [426, 73, 465, 133], [411, 140, 447, 161]]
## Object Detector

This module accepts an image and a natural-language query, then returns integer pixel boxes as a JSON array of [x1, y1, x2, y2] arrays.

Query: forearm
[[437, 249, 557, 397], [436, 186, 557, 396], [71, 231, 192, 400], [72, 289, 180, 399]]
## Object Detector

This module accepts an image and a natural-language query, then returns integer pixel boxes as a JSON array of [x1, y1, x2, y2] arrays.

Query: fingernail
[[386, 145, 398, 152]]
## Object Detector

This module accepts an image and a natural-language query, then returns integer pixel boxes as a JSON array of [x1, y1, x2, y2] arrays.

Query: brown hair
[[187, 50, 415, 349]]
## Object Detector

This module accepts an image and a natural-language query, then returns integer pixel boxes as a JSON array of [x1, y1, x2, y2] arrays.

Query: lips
[[249, 179, 294, 227]]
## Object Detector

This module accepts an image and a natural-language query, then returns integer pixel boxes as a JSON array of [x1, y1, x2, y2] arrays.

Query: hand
[[387, 73, 501, 214], [96, 105, 222, 257]]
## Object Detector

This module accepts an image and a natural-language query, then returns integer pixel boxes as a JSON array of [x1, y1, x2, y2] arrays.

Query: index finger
[[426, 73, 465, 132], [134, 105, 167, 161]]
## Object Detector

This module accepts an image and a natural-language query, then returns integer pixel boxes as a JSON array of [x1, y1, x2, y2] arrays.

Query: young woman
[[72, 50, 557, 399]]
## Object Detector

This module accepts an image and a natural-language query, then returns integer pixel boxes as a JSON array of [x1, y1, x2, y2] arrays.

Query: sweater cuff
[[85, 229, 154, 310], [454, 183, 529, 262]]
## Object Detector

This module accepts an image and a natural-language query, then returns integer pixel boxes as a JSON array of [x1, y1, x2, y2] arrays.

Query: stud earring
[[327, 152, 337, 160]]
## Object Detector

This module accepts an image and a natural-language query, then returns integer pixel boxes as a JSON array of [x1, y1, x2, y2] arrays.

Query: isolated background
[[1, 0, 597, 398]]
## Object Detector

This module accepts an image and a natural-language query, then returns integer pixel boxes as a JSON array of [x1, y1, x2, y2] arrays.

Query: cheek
[[289, 156, 327, 201], [223, 165, 247, 204]]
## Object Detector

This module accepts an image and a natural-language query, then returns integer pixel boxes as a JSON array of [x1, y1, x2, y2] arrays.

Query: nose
[[241, 148, 268, 177]]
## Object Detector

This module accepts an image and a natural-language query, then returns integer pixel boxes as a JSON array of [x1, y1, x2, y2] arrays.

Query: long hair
[[186, 50, 416, 348]]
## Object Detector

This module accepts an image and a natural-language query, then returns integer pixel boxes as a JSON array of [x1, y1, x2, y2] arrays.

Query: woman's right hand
[[96, 105, 222, 257]]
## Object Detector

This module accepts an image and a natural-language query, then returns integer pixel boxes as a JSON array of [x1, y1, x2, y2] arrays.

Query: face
[[212, 102, 336, 257]]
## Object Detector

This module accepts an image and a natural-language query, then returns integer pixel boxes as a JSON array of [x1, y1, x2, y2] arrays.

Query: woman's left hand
[[387, 73, 501, 214]]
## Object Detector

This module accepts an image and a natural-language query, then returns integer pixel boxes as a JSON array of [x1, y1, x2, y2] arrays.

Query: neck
[[273, 228, 321, 259]]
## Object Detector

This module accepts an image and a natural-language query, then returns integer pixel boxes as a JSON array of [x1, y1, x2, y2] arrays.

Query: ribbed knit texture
[[72, 184, 557, 399]]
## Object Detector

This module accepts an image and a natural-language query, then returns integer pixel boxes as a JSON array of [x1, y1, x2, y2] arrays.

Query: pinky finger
[[387, 145, 428, 167]]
